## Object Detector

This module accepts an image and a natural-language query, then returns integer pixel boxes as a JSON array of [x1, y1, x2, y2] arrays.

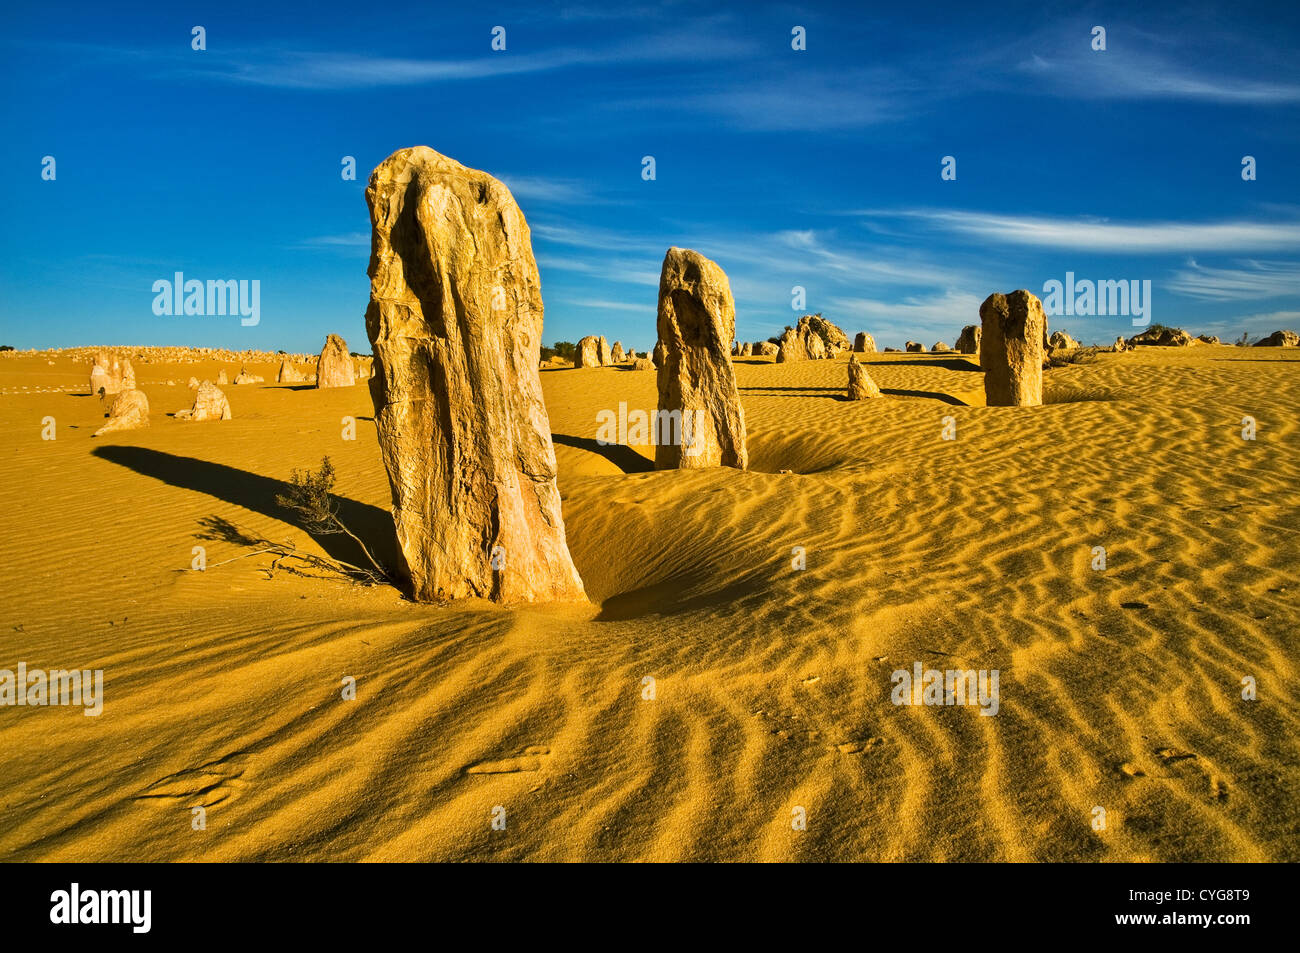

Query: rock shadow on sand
[[551, 433, 654, 473], [91, 446, 400, 572]]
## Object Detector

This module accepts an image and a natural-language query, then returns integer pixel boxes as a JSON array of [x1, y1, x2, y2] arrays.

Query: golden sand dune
[[0, 347, 1296, 861]]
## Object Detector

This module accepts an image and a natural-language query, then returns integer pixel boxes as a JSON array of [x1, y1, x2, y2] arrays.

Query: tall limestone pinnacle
[[654, 247, 748, 470], [363, 146, 586, 604]]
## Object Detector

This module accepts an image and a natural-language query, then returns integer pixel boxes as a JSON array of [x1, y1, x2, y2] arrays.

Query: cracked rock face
[[980, 290, 1045, 407], [363, 146, 585, 604], [654, 247, 748, 470]]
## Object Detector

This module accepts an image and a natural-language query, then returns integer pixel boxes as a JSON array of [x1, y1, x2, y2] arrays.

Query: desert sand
[[0, 344, 1296, 861]]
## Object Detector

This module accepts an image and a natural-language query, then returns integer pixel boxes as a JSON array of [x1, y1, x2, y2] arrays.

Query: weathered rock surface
[[801, 314, 849, 356], [846, 354, 881, 400], [775, 327, 803, 363], [955, 325, 981, 356], [177, 381, 232, 421], [216, 369, 229, 385], [654, 247, 747, 469], [89, 352, 132, 396], [652, 340, 668, 368], [774, 315, 847, 362], [1048, 330, 1078, 350], [611, 341, 626, 363], [979, 290, 1045, 407], [363, 145, 585, 604], [576, 335, 600, 368], [757, 341, 778, 356], [931, 341, 951, 352], [853, 332, 876, 353], [94, 389, 149, 436], [1113, 336, 1128, 352], [1127, 326, 1192, 348], [905, 341, 925, 353], [1255, 329, 1298, 347], [317, 334, 357, 387], [1195, 334, 1221, 345], [631, 357, 654, 371], [277, 359, 305, 383], [738, 341, 753, 356]]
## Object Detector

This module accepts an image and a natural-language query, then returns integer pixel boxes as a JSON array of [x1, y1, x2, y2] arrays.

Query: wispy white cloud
[[1010, 41, 1300, 104], [497, 175, 597, 205], [858, 210, 1300, 253], [672, 68, 921, 131], [1167, 259, 1300, 300], [294, 233, 369, 249], [1198, 310, 1300, 337], [178, 31, 759, 90], [556, 297, 655, 314], [826, 289, 985, 336]]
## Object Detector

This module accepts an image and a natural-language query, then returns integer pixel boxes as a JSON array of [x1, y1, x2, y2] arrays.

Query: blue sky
[[2, 0, 1298, 352]]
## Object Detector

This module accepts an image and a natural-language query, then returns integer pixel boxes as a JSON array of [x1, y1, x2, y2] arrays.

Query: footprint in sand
[[466, 745, 551, 775], [136, 752, 251, 807]]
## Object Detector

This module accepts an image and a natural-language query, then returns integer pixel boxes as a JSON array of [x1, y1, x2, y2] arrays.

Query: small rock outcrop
[[905, 341, 925, 353], [979, 290, 1045, 407], [774, 315, 848, 362], [94, 389, 149, 437], [757, 341, 778, 356], [931, 341, 951, 353], [1255, 329, 1298, 347], [1048, 330, 1079, 350], [846, 355, 881, 400], [576, 335, 600, 368], [654, 247, 747, 469], [1127, 326, 1192, 348], [853, 332, 876, 353], [277, 359, 305, 383], [89, 352, 132, 396], [363, 145, 585, 604], [955, 325, 981, 356], [611, 342, 626, 363], [317, 334, 356, 387], [177, 381, 232, 421]]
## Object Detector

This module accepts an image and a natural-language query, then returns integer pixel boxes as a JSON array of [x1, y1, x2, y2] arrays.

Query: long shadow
[[551, 433, 654, 473], [739, 385, 840, 392], [880, 388, 969, 405], [90, 446, 401, 574], [861, 357, 981, 372]]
